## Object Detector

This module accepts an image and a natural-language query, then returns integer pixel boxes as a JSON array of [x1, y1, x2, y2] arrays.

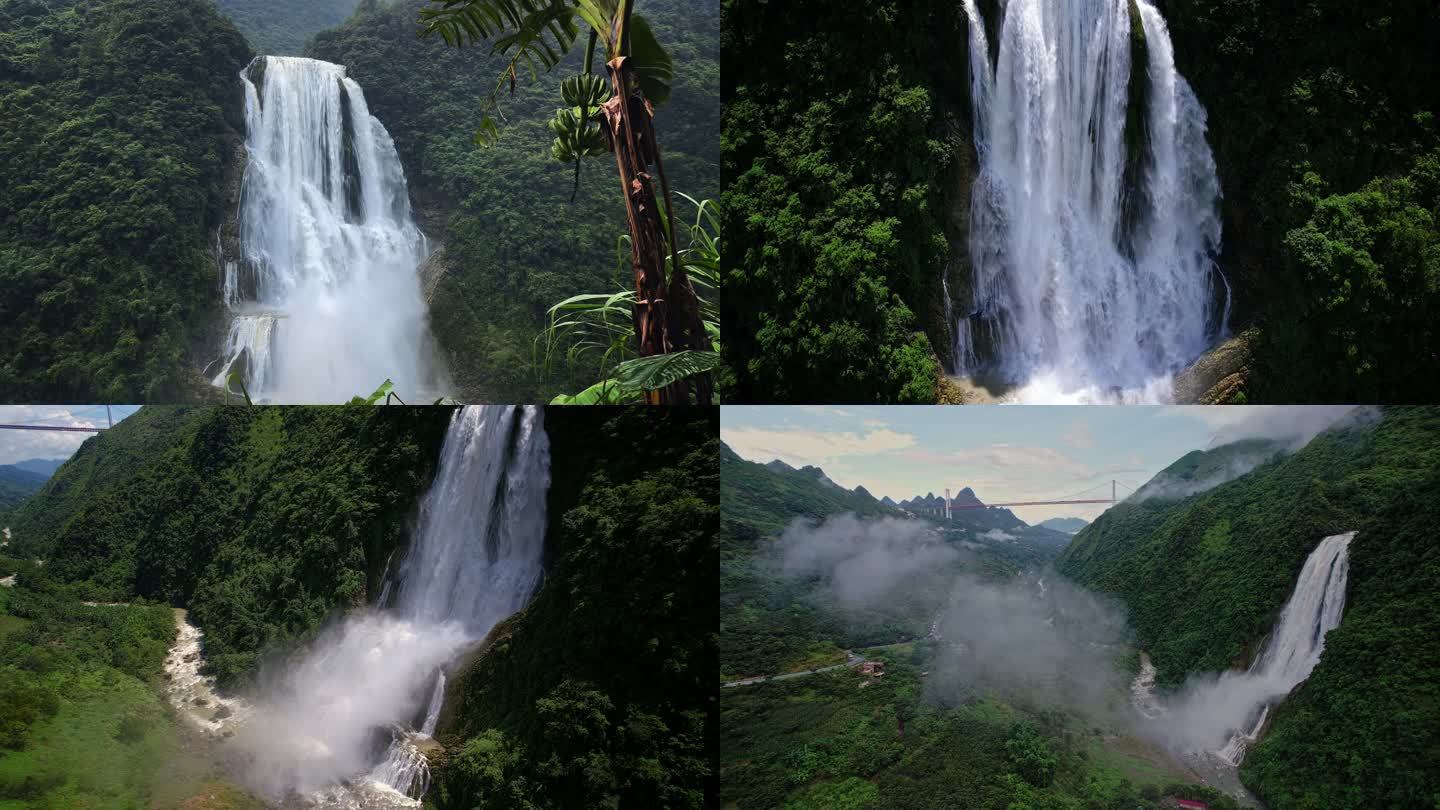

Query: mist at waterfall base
[[230, 406, 550, 800], [213, 56, 448, 402], [1136, 532, 1354, 764], [953, 0, 1225, 403]]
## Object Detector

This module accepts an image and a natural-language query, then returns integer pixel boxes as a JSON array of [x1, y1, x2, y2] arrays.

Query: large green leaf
[[348, 378, 396, 405], [627, 14, 672, 107], [550, 378, 637, 404], [612, 350, 720, 393]]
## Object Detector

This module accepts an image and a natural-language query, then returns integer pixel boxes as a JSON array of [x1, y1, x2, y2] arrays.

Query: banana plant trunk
[[600, 22, 713, 405]]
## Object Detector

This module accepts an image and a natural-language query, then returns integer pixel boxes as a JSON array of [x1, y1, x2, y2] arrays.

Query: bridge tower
[[944, 488, 951, 520]]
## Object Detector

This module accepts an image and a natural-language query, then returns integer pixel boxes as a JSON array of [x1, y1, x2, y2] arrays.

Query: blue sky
[[722, 406, 1356, 523], [0, 406, 142, 465]]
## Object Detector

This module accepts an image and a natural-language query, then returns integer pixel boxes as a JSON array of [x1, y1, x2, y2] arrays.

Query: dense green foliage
[[432, 409, 718, 808], [721, 0, 967, 403], [308, 0, 718, 402], [540, 195, 722, 405], [11, 406, 453, 685], [1163, 1, 1440, 401], [721, 644, 1239, 810], [213, 0, 358, 54], [1058, 407, 1440, 807], [0, 0, 252, 401]]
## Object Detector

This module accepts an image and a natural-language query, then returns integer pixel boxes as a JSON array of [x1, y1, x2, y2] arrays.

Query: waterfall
[[235, 406, 549, 801], [955, 0, 1223, 402], [1138, 532, 1354, 772], [212, 56, 448, 402], [1216, 531, 1353, 764]]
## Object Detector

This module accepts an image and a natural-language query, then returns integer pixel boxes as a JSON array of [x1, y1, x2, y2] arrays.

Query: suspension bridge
[[0, 406, 116, 433], [919, 480, 1141, 519]]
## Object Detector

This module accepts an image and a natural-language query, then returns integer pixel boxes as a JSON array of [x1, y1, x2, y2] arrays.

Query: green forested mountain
[[0, 0, 252, 402], [213, 0, 358, 54], [308, 0, 719, 401], [1164, 1, 1440, 402], [721, 0, 1440, 403], [720, 442, 898, 555], [1058, 407, 1440, 808], [6, 406, 204, 544], [0, 466, 45, 515], [721, 0, 965, 403], [9, 406, 454, 684]]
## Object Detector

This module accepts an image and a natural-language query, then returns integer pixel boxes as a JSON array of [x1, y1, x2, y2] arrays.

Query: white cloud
[[1166, 406, 1360, 449], [0, 406, 125, 465], [723, 425, 917, 468]]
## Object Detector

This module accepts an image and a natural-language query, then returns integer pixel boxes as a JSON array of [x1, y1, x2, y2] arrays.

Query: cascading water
[[955, 0, 1224, 402], [235, 406, 549, 803], [1215, 531, 1353, 764], [1133, 532, 1354, 774], [212, 56, 448, 402]]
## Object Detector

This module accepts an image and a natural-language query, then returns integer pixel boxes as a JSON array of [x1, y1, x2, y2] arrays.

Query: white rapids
[[954, 0, 1224, 402], [162, 609, 252, 737], [212, 56, 448, 403]]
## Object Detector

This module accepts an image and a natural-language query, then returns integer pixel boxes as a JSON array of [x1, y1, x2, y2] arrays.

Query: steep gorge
[[1058, 408, 1440, 806], [3, 406, 718, 807]]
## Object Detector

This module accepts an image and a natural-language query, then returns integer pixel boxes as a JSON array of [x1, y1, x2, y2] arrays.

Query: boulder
[[1174, 328, 1257, 404]]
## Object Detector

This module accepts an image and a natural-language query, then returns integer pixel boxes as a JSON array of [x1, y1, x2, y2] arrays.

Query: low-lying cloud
[[925, 573, 1132, 718], [1137, 406, 1383, 502], [1202, 405, 1379, 451], [774, 514, 962, 608]]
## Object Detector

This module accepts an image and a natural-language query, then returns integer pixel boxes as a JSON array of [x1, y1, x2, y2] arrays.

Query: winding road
[[722, 641, 919, 689]]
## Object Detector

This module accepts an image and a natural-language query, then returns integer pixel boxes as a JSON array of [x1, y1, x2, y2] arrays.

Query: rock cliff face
[[1173, 328, 1256, 404], [189, 76, 252, 400]]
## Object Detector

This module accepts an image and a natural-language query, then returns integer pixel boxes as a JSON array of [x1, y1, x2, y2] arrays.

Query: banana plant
[[419, 0, 711, 404], [538, 195, 719, 404]]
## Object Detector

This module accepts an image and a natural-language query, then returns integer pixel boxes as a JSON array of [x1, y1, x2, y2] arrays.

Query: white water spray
[[955, 0, 1223, 402], [212, 56, 448, 402], [236, 406, 549, 801], [1134, 532, 1353, 768]]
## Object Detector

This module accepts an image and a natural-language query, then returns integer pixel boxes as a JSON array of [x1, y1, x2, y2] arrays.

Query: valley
[[719, 406, 1440, 809], [0, 405, 718, 808]]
